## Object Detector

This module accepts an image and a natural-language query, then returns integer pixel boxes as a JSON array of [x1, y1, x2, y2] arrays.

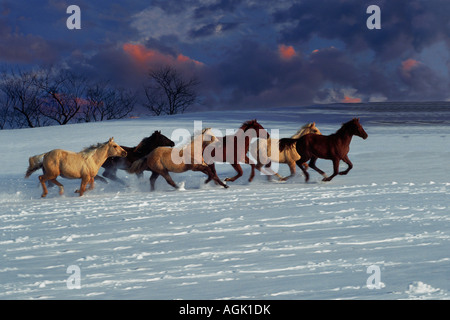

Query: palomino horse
[[128, 128, 228, 191], [97, 131, 174, 184], [280, 118, 368, 182], [205, 119, 270, 183], [248, 122, 321, 182], [25, 138, 127, 197]]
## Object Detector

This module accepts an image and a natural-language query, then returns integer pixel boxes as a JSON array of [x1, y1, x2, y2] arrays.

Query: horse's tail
[[278, 138, 297, 152], [128, 157, 148, 174], [25, 153, 46, 178]]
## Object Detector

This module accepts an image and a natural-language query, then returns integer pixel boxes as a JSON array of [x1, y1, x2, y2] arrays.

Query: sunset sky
[[1, 0, 449, 110]]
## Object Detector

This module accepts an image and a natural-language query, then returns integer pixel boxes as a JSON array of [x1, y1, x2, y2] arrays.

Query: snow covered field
[[0, 102, 449, 300]]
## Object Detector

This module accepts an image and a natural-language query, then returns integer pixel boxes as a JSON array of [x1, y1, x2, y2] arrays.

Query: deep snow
[[0, 102, 449, 300]]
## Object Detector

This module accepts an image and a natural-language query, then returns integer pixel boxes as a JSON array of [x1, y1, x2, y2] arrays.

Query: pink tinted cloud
[[278, 44, 296, 61], [123, 43, 203, 68], [401, 59, 420, 72]]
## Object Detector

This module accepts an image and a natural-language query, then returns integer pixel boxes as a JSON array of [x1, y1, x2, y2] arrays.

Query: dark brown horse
[[205, 119, 270, 183], [280, 118, 368, 182], [97, 131, 174, 184]]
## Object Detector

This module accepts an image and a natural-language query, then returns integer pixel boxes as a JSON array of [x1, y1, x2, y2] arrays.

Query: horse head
[[345, 118, 368, 139], [108, 137, 127, 157], [242, 119, 270, 139], [201, 128, 218, 146], [134, 131, 175, 154], [308, 122, 322, 135]]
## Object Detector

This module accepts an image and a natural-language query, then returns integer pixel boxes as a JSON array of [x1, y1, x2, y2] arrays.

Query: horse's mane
[[334, 118, 357, 136], [178, 128, 213, 149], [239, 119, 258, 130], [79, 141, 109, 159], [134, 131, 161, 153], [291, 123, 314, 139], [279, 123, 317, 151]]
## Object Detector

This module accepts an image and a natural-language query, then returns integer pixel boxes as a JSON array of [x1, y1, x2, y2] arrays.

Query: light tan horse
[[128, 128, 229, 191], [248, 123, 321, 182], [25, 138, 127, 197]]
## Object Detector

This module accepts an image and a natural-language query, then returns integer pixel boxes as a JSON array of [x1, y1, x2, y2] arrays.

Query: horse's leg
[[224, 164, 243, 182], [149, 171, 159, 191], [39, 175, 49, 198], [339, 155, 353, 175], [207, 166, 228, 188], [296, 160, 310, 182], [50, 178, 64, 195], [88, 177, 95, 190], [159, 169, 179, 190], [103, 166, 127, 185], [204, 164, 216, 184], [77, 177, 89, 196], [195, 165, 229, 188], [248, 163, 256, 182], [323, 159, 340, 182], [282, 161, 297, 181], [308, 157, 328, 179], [94, 175, 108, 184], [263, 162, 284, 181]]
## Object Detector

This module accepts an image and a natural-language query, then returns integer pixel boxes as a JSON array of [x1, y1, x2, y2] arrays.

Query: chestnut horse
[[97, 131, 174, 185], [128, 128, 228, 191], [205, 119, 270, 183], [248, 122, 322, 182], [25, 138, 127, 197], [280, 118, 368, 182]]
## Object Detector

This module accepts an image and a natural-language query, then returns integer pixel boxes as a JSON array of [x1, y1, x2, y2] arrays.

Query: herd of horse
[[25, 118, 368, 197]]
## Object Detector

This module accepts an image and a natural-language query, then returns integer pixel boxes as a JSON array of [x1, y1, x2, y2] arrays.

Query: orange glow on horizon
[[342, 96, 362, 103]]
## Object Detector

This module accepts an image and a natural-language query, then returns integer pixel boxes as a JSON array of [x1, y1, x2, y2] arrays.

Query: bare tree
[[143, 65, 199, 116], [0, 66, 136, 128], [0, 68, 48, 128], [0, 91, 12, 129], [84, 82, 136, 122], [39, 70, 88, 125]]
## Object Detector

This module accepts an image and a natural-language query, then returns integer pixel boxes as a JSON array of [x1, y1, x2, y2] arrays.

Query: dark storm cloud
[[0, 15, 62, 64], [188, 22, 240, 39], [200, 41, 366, 108], [1, 0, 449, 109], [192, 0, 243, 19], [273, 0, 450, 60]]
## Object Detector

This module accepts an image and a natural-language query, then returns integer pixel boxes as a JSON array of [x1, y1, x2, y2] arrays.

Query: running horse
[[279, 118, 368, 182], [248, 122, 321, 182], [205, 119, 270, 183], [128, 128, 228, 191], [96, 131, 174, 185], [25, 138, 127, 197]]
